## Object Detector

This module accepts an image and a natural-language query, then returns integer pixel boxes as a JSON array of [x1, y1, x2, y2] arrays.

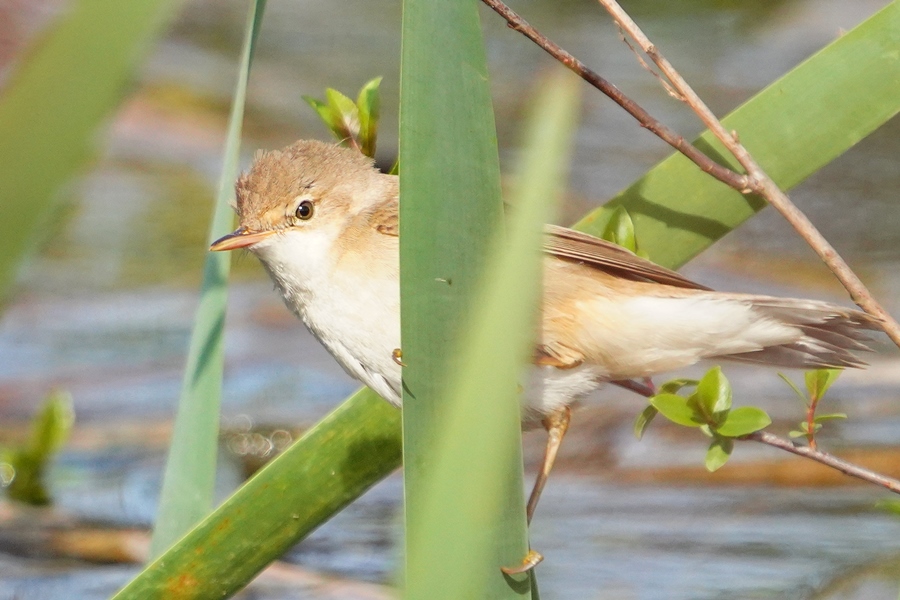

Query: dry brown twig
[[614, 24, 683, 101], [747, 431, 900, 494], [479, 0, 749, 191], [594, 0, 900, 349], [481, 0, 900, 350]]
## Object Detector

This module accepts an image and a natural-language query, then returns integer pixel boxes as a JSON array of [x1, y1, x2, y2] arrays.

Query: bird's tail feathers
[[718, 296, 880, 370]]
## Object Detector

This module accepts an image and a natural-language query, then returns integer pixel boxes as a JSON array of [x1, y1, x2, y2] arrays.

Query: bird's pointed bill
[[209, 229, 275, 251]]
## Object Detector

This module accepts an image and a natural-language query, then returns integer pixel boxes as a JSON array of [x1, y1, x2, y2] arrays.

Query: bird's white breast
[[251, 228, 404, 404], [249, 229, 616, 418]]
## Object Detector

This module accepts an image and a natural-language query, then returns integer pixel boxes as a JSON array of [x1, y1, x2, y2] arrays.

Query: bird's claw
[[500, 549, 544, 575], [391, 348, 407, 367]]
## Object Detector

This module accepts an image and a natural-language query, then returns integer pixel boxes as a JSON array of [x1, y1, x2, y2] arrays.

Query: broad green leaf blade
[[715, 407, 772, 437], [0, 0, 178, 302], [695, 366, 732, 419], [705, 437, 734, 472], [6, 391, 74, 505], [634, 405, 659, 440], [325, 88, 360, 141], [399, 1, 564, 597], [399, 0, 507, 592], [403, 68, 579, 600], [399, 0, 505, 471], [794, 421, 823, 435], [29, 390, 75, 458], [777, 372, 809, 406], [302, 95, 341, 132], [574, 2, 900, 270], [805, 368, 842, 401], [356, 77, 383, 157], [149, 0, 267, 558], [649, 393, 704, 427], [113, 389, 401, 600], [658, 378, 699, 395], [602, 205, 638, 253], [814, 412, 848, 422]]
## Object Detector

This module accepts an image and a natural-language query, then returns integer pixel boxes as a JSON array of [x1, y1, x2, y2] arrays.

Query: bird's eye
[[295, 200, 314, 221]]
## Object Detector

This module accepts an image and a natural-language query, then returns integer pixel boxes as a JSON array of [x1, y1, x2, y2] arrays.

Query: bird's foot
[[391, 348, 406, 367], [500, 549, 544, 575]]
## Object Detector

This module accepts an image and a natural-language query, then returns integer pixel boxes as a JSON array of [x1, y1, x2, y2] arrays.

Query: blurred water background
[[1, 0, 899, 598]]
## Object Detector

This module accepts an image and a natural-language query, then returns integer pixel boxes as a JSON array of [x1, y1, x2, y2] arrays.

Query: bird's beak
[[209, 228, 276, 252]]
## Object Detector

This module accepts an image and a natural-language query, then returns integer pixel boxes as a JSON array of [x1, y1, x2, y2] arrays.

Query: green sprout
[[636, 367, 771, 472], [1, 390, 74, 505], [303, 77, 382, 158], [779, 368, 845, 450], [601, 205, 649, 258]]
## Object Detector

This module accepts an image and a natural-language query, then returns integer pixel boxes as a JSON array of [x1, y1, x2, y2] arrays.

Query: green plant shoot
[[303, 77, 383, 157], [1, 390, 74, 505], [779, 368, 846, 448], [645, 367, 771, 471], [601, 205, 648, 258]]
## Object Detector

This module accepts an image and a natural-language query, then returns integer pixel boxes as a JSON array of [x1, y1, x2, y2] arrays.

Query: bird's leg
[[526, 405, 571, 524], [501, 405, 571, 576], [612, 378, 656, 398]]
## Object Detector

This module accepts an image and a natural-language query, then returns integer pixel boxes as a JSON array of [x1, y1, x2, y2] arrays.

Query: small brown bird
[[211, 139, 879, 567]]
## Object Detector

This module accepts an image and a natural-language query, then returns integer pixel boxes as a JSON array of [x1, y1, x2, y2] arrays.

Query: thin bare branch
[[595, 0, 900, 349], [479, 0, 749, 191], [614, 25, 683, 101], [747, 431, 900, 494]]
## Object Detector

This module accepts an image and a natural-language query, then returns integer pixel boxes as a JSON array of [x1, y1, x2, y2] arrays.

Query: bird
[[210, 139, 880, 570]]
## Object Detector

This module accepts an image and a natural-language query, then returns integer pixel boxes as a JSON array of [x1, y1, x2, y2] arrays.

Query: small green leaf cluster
[[0, 390, 74, 505], [303, 77, 382, 158], [778, 369, 845, 439], [635, 367, 772, 472], [601, 205, 649, 258]]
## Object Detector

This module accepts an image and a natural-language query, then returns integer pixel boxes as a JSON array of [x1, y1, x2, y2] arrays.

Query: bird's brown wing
[[543, 224, 710, 291], [369, 213, 704, 290], [367, 197, 399, 237], [535, 340, 585, 369]]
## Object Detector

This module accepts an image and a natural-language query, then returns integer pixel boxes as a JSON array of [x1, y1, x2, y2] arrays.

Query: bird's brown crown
[[234, 139, 378, 232]]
